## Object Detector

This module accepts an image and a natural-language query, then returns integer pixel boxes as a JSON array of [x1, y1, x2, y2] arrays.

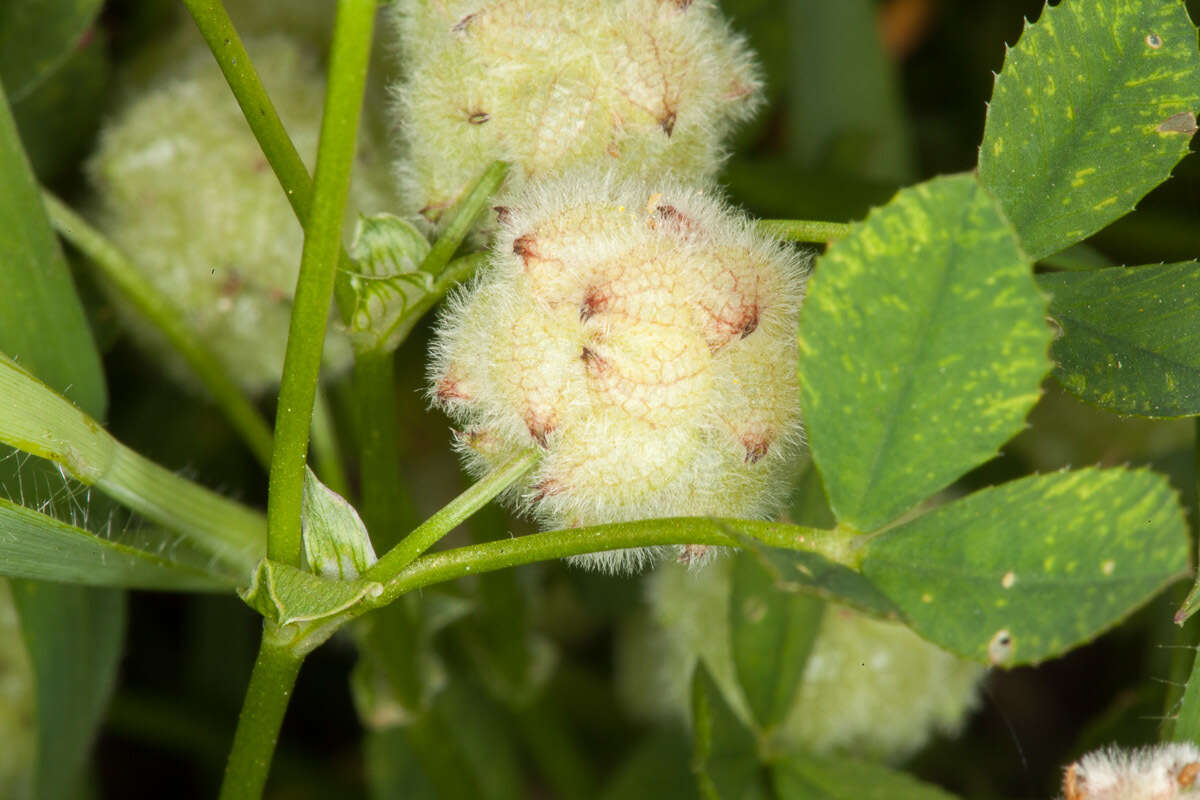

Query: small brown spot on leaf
[[665, 0, 694, 8], [1157, 111, 1197, 135], [987, 629, 1014, 665], [658, 109, 677, 136], [468, 110, 490, 124], [1178, 762, 1200, 788], [493, 205, 512, 224], [1146, 32, 1163, 48], [678, 544, 710, 564]]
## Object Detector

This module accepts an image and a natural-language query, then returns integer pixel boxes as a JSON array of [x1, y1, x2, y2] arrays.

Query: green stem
[[352, 349, 415, 550], [375, 517, 833, 606], [756, 218, 852, 243], [219, 621, 305, 800], [418, 161, 510, 278], [310, 387, 350, 499], [179, 0, 359, 320], [41, 190, 275, 468], [365, 449, 539, 581], [266, 0, 375, 567]]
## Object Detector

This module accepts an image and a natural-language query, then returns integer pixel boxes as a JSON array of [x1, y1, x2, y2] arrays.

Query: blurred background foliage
[[6, 0, 1200, 796]]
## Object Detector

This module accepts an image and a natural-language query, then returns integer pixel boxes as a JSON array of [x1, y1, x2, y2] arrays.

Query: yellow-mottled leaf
[[979, 0, 1200, 260]]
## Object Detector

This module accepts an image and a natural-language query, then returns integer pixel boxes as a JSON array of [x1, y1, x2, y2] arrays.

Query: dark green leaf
[[978, 0, 1200, 260], [365, 727, 439, 800], [861, 468, 1189, 666], [11, 26, 109, 183], [798, 174, 1049, 532], [772, 751, 959, 800], [10, 579, 123, 800], [0, 0, 102, 101], [1038, 262, 1200, 417], [0, 496, 233, 591], [0, 80, 104, 416], [691, 664, 768, 800], [601, 728, 701, 800], [735, 533, 900, 620], [788, 463, 836, 530], [0, 80, 115, 800], [729, 549, 824, 732], [785, 0, 914, 184]]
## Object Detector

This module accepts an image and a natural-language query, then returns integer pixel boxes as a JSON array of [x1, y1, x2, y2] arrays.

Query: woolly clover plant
[[3, 0, 1200, 797]]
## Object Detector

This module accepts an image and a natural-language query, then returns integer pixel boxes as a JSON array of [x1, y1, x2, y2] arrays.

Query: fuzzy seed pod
[[87, 35, 388, 395], [428, 173, 806, 571], [1060, 743, 1200, 800], [617, 559, 984, 762], [389, 0, 762, 232]]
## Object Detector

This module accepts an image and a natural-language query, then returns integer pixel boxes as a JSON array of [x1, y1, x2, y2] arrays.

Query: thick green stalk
[[352, 349, 415, 550], [374, 517, 837, 607], [418, 161, 510, 279], [41, 190, 274, 468], [756, 218, 852, 243], [266, 0, 376, 567], [179, 0, 359, 319], [364, 449, 539, 581], [219, 621, 305, 800]]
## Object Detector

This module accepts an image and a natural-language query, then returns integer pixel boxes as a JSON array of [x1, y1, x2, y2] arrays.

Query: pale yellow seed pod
[[618, 559, 985, 762], [428, 172, 806, 571], [389, 0, 762, 232], [87, 35, 387, 395]]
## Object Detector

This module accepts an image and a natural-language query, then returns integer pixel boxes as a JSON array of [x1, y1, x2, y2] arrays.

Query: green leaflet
[[771, 752, 959, 800], [346, 213, 434, 353], [860, 468, 1189, 666], [798, 173, 1050, 532], [729, 549, 824, 733], [978, 0, 1200, 261], [1038, 262, 1200, 416], [0, 0, 102, 102], [301, 467, 377, 580], [0, 496, 233, 591]]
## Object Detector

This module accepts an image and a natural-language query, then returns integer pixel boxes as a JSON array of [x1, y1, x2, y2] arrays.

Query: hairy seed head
[[429, 172, 805, 571]]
